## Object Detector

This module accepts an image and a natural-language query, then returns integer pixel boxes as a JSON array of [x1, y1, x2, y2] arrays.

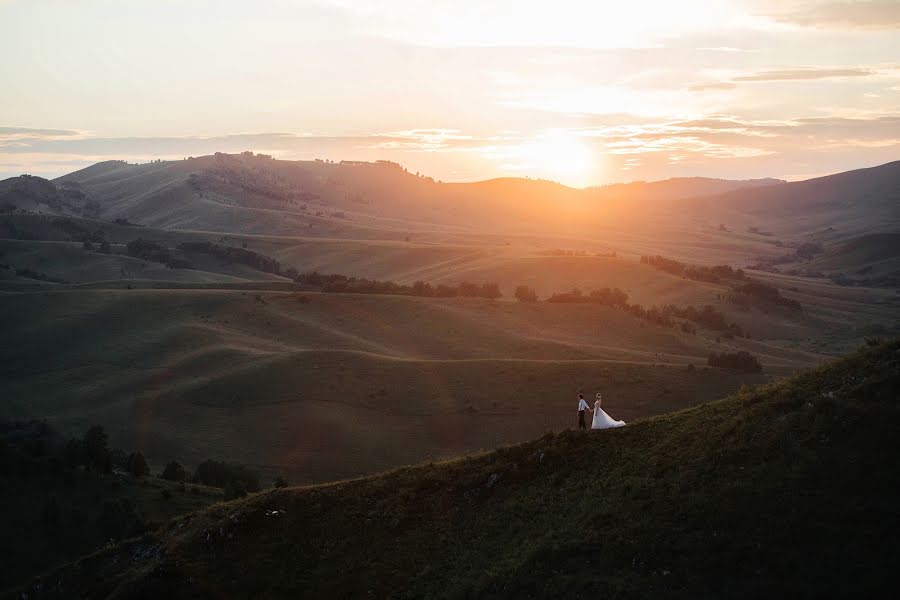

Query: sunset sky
[[2, 0, 899, 185]]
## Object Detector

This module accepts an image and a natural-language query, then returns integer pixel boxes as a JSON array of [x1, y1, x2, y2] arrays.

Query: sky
[[1, 0, 899, 186]]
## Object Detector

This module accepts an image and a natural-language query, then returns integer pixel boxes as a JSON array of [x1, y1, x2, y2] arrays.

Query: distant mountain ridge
[[48, 153, 792, 235], [3, 156, 898, 271]]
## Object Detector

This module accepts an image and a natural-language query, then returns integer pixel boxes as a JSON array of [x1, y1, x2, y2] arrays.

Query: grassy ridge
[[12, 340, 899, 599]]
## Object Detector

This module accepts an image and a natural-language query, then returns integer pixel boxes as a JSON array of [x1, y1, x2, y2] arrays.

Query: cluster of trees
[[547, 287, 629, 306], [543, 286, 746, 337], [50, 218, 111, 252], [126, 238, 193, 269], [178, 241, 280, 274], [14, 267, 68, 284], [192, 154, 319, 205], [730, 281, 802, 311], [708, 350, 762, 372], [666, 304, 745, 337], [642, 254, 801, 311], [82, 239, 111, 253], [191, 459, 261, 498], [0, 219, 39, 240], [296, 271, 502, 299], [2, 421, 273, 501], [640, 255, 746, 283], [514, 285, 538, 302]]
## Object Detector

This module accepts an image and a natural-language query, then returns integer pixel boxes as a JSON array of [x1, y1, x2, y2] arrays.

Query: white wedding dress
[[591, 402, 625, 429]]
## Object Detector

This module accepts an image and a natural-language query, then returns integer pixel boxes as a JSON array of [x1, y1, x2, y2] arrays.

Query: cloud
[[733, 67, 873, 81], [766, 0, 900, 29], [688, 82, 737, 91], [2, 115, 899, 184], [0, 127, 83, 139]]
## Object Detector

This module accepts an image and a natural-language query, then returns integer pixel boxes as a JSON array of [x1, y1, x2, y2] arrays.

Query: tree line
[[296, 271, 502, 299], [642, 254, 801, 311], [178, 241, 281, 274], [640, 254, 746, 283], [535, 285, 746, 337], [2, 421, 276, 500]]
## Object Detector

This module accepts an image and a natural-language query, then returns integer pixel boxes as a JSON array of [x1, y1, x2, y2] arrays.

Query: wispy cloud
[[0, 127, 85, 140], [733, 67, 873, 81], [764, 0, 900, 29]]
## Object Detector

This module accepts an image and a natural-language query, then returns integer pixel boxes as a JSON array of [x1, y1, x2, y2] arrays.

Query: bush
[[514, 285, 538, 303], [192, 459, 260, 492], [274, 476, 289, 488], [736, 281, 802, 311], [708, 351, 762, 373], [97, 499, 144, 540], [82, 425, 111, 473], [161, 460, 186, 482], [126, 238, 171, 264], [178, 241, 281, 275], [547, 287, 628, 307], [126, 451, 148, 477]]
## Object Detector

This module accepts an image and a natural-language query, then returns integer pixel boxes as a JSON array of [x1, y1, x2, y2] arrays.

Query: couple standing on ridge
[[577, 392, 626, 430]]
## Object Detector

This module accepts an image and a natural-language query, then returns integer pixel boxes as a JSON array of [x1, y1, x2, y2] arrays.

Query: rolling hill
[[1, 288, 819, 485], [49, 154, 784, 238], [11, 339, 899, 599], [679, 160, 900, 238]]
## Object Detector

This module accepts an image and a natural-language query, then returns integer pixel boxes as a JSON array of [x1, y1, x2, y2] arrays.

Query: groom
[[577, 393, 591, 430]]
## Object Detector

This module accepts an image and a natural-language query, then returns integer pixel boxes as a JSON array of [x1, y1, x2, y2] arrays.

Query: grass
[[12, 339, 899, 599], [3, 288, 802, 486], [0, 467, 222, 592]]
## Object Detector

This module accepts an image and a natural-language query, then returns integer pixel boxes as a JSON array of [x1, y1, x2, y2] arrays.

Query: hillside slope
[[14, 340, 899, 599], [684, 160, 900, 237], [51, 153, 785, 237], [2, 289, 810, 484]]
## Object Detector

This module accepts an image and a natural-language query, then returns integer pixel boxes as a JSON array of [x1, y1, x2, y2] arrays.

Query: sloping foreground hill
[[11, 341, 899, 599]]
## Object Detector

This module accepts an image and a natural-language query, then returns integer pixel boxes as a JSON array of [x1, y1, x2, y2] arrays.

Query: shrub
[[126, 238, 171, 264], [97, 499, 144, 540], [178, 241, 281, 275], [161, 460, 186, 482], [192, 459, 260, 492], [737, 281, 802, 311], [82, 425, 111, 473], [514, 285, 538, 303], [126, 451, 148, 477], [708, 351, 762, 373]]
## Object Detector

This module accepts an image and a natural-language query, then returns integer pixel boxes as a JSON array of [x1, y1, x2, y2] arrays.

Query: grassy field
[[0, 463, 222, 592], [0, 288, 821, 484], [12, 339, 898, 599]]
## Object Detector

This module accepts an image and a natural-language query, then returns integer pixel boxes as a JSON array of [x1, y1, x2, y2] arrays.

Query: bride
[[591, 393, 625, 429]]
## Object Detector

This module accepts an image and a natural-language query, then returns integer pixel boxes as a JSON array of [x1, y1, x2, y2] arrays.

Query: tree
[[83, 425, 111, 472], [514, 285, 538, 302], [192, 459, 260, 492], [274, 475, 289, 488], [161, 460, 186, 482], [126, 451, 148, 477], [708, 350, 762, 373], [479, 282, 502, 300], [98, 240, 111, 254]]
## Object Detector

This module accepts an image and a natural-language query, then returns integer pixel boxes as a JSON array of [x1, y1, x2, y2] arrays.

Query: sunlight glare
[[518, 131, 594, 184]]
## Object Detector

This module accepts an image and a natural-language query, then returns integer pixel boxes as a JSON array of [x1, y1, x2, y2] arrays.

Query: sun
[[520, 131, 594, 185]]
